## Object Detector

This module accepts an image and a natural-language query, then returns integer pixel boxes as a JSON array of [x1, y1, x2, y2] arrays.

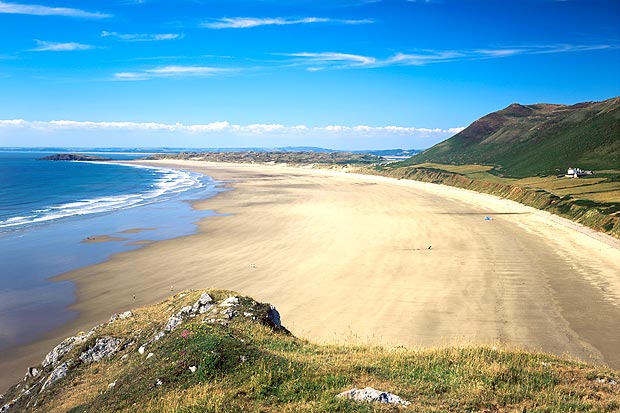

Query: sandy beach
[[2, 160, 619, 391]]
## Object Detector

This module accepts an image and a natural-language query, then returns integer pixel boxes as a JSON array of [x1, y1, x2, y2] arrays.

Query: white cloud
[[0, 1, 110, 18], [113, 65, 234, 80], [0, 119, 27, 126], [475, 49, 523, 57], [201, 16, 372, 29], [101, 31, 183, 42], [284, 43, 618, 70], [109, 42, 617, 80], [287, 52, 376, 66], [386, 51, 464, 65], [0, 119, 462, 138], [29, 40, 95, 52]]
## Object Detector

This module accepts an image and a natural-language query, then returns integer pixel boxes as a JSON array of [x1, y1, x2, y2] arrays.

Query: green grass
[[404, 97, 620, 178], [6, 289, 619, 413]]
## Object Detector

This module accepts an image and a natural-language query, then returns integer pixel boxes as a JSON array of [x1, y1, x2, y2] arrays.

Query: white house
[[565, 167, 593, 178]]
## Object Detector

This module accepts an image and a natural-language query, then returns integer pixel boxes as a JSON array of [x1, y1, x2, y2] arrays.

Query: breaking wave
[[0, 164, 205, 230]]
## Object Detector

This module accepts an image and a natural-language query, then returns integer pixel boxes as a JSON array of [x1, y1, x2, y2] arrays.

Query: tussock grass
[[7, 289, 618, 413]]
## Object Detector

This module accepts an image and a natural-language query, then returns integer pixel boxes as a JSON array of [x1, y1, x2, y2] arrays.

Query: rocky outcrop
[[337, 387, 411, 406], [0, 290, 286, 413], [41, 362, 72, 392], [79, 337, 121, 364], [41, 332, 93, 368], [109, 311, 133, 323], [139, 292, 285, 355], [192, 292, 214, 314]]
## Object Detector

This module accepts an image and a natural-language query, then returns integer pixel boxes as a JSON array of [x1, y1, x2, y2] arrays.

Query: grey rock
[[41, 332, 92, 368], [192, 292, 213, 314], [153, 331, 165, 342], [79, 337, 121, 364], [23, 367, 40, 381], [163, 314, 184, 332], [148, 296, 210, 349], [164, 305, 192, 332], [337, 387, 410, 406], [109, 310, 133, 323], [1, 398, 18, 413], [41, 362, 71, 392], [220, 296, 239, 307]]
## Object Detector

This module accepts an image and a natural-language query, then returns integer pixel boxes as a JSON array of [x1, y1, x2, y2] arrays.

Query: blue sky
[[0, 0, 618, 149]]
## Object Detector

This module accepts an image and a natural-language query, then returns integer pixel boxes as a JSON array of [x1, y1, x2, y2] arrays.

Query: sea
[[0, 151, 222, 352]]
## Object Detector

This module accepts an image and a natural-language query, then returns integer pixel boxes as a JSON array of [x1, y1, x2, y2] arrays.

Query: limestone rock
[[153, 331, 166, 342], [23, 367, 40, 381], [164, 305, 192, 332], [220, 296, 239, 307], [41, 332, 92, 367], [337, 387, 410, 406], [41, 362, 71, 392], [79, 337, 121, 364], [192, 292, 213, 314], [109, 311, 133, 323], [0, 398, 17, 413]]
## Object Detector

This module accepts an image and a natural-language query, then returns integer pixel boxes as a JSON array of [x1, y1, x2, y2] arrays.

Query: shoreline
[[2, 160, 619, 392]]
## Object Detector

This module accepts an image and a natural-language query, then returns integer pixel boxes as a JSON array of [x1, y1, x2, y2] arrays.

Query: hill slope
[[1, 289, 618, 412], [407, 97, 620, 177]]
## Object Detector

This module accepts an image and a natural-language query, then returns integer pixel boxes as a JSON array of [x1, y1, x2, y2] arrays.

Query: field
[[405, 163, 620, 206]]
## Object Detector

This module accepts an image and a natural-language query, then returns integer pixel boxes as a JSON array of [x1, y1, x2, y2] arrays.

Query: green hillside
[[2, 289, 619, 412], [405, 97, 620, 178]]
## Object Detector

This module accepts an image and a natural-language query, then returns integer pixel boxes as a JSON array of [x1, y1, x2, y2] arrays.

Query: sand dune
[[2, 160, 619, 391]]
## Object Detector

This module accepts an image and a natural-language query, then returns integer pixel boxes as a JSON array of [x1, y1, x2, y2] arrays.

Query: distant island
[[38, 154, 113, 162]]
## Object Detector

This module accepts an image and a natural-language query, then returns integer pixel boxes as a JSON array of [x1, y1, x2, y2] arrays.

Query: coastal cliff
[[2, 289, 618, 412]]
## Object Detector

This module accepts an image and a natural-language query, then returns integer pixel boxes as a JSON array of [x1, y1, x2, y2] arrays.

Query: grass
[[405, 163, 495, 175], [5, 289, 619, 413], [405, 97, 620, 178]]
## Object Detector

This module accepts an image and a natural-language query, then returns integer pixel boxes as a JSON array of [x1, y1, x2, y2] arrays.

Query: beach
[[2, 160, 619, 391]]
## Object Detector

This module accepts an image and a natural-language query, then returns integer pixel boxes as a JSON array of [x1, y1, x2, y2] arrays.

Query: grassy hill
[[405, 97, 620, 178], [2, 289, 618, 412]]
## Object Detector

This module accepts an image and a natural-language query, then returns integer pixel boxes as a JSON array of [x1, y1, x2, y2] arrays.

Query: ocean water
[[0, 151, 222, 351]]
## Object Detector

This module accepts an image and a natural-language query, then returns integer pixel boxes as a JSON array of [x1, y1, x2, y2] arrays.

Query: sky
[[0, 0, 618, 150]]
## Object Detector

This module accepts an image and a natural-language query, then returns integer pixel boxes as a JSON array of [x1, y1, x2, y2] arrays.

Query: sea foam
[[0, 164, 204, 230]]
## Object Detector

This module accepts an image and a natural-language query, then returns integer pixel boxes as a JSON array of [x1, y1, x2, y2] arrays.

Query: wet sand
[[1, 160, 619, 391], [81, 235, 128, 244]]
